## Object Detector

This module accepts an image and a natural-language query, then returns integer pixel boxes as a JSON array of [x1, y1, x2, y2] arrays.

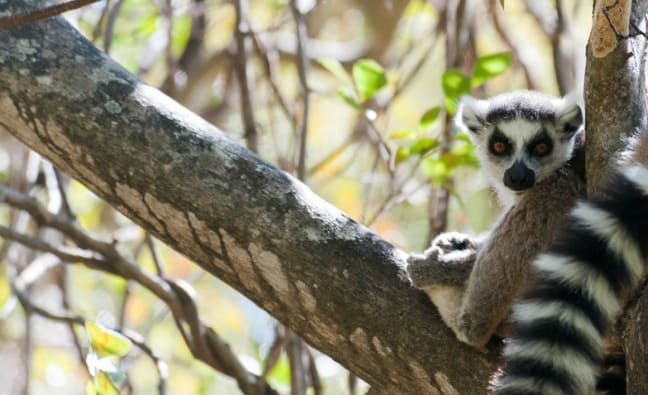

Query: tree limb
[[0, 1, 500, 393]]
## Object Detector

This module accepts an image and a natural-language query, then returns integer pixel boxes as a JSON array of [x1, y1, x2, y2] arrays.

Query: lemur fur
[[491, 134, 648, 394], [407, 91, 586, 347]]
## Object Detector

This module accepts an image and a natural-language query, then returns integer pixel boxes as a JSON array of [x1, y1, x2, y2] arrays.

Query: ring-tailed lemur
[[491, 151, 648, 393], [407, 90, 586, 347]]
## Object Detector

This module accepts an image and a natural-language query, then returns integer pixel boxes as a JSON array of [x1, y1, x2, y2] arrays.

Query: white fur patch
[[622, 165, 648, 196], [503, 339, 597, 393], [510, 300, 603, 352], [533, 254, 621, 321], [572, 202, 645, 283], [493, 376, 568, 395]]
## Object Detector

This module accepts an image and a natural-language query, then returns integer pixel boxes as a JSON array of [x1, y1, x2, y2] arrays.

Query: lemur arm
[[408, 167, 585, 348], [407, 232, 482, 287]]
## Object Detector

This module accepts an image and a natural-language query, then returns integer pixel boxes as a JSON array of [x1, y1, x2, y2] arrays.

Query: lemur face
[[457, 91, 583, 193]]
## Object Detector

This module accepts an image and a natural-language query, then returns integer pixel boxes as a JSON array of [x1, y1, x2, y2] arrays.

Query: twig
[[233, 0, 259, 153], [290, 0, 311, 181], [43, 164, 85, 365], [552, 0, 572, 95], [91, 0, 111, 42], [364, 116, 394, 176], [0, 183, 274, 395], [58, 268, 86, 366], [427, 0, 468, 242], [177, 0, 207, 71], [389, 41, 436, 102], [23, 303, 33, 395], [103, 0, 124, 54], [286, 331, 306, 395], [427, 183, 450, 244], [145, 233, 165, 276], [52, 168, 74, 219], [490, 3, 539, 90], [250, 32, 295, 125], [0, 0, 102, 29], [122, 329, 169, 395], [360, 152, 381, 224], [306, 349, 322, 395], [364, 157, 426, 227], [12, 278, 169, 395], [348, 372, 358, 395], [258, 325, 286, 386], [162, 0, 207, 95], [308, 135, 355, 176], [0, 225, 110, 272], [163, 0, 176, 90]]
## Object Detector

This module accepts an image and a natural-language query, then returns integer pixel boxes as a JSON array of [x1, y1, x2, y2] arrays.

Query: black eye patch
[[488, 129, 512, 157], [526, 131, 553, 157]]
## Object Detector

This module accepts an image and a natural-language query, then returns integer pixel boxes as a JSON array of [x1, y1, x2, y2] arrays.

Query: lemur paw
[[407, 237, 476, 287], [431, 231, 477, 253]]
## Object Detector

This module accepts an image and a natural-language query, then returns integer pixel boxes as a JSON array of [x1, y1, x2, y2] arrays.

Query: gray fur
[[407, 90, 585, 347]]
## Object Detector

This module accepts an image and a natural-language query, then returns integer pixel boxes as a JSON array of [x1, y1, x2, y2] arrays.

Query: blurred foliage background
[[0, 0, 593, 394]]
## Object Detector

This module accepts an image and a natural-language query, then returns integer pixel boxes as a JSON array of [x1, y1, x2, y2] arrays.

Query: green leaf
[[451, 141, 477, 159], [472, 52, 512, 87], [419, 106, 442, 130], [171, 15, 192, 57], [268, 355, 291, 386], [352, 59, 387, 102], [337, 87, 360, 109], [442, 69, 471, 114], [455, 131, 472, 142], [396, 147, 411, 163], [317, 58, 353, 87], [93, 372, 120, 395], [389, 129, 416, 139], [410, 137, 439, 155], [422, 157, 449, 184], [86, 321, 132, 358]]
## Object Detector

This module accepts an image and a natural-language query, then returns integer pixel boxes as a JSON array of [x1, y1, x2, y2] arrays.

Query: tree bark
[[584, 0, 648, 392], [0, 1, 500, 393]]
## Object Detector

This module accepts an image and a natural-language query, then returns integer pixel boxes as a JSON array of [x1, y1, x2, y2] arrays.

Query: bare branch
[[290, 0, 311, 181], [490, 3, 539, 90], [233, 0, 259, 153], [0, 0, 101, 29], [103, 0, 124, 54], [0, 183, 275, 395], [12, 273, 169, 395], [0, 224, 109, 271], [250, 33, 295, 126]]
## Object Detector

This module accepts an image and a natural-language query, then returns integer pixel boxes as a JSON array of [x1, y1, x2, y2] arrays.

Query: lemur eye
[[533, 143, 550, 156], [492, 141, 508, 154]]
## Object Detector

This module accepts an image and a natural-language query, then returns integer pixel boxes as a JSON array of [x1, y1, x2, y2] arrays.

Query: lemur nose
[[504, 161, 535, 191]]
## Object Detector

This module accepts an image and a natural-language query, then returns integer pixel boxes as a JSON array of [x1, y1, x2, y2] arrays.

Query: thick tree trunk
[[0, 1, 500, 393], [584, 0, 648, 392]]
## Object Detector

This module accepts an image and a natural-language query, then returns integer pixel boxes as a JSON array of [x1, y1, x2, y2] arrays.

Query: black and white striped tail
[[491, 165, 648, 395]]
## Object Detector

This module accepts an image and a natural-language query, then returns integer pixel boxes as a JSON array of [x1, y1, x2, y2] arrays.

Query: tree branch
[[0, 182, 276, 395], [0, 0, 101, 29], [232, 0, 259, 153], [0, 1, 503, 392]]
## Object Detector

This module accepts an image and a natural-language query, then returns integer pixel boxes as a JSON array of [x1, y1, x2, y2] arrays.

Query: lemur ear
[[554, 99, 583, 136], [457, 96, 488, 134]]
